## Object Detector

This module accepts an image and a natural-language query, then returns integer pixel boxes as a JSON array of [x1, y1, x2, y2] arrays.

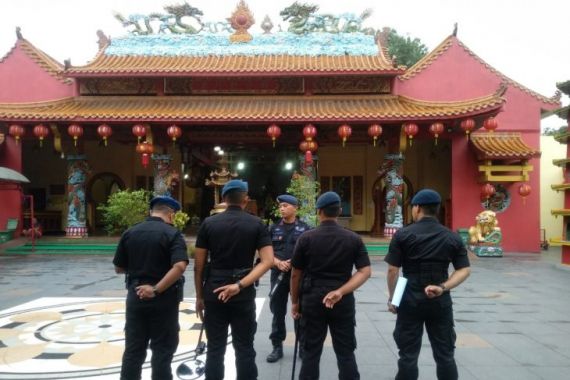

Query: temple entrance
[[370, 175, 413, 236], [87, 172, 125, 233]]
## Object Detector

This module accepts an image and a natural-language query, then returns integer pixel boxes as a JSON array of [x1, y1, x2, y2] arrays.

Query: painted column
[[153, 154, 179, 197], [66, 155, 90, 238], [381, 153, 405, 237]]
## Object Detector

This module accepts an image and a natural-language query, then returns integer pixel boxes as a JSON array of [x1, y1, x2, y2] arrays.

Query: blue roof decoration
[[105, 32, 379, 57]]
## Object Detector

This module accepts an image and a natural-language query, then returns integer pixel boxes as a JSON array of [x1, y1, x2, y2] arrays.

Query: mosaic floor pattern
[[0, 297, 265, 379]]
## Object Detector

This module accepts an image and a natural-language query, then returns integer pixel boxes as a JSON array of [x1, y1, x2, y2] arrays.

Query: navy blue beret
[[221, 179, 248, 197], [277, 194, 298, 206], [316, 191, 341, 209], [149, 195, 181, 211], [411, 189, 441, 206]]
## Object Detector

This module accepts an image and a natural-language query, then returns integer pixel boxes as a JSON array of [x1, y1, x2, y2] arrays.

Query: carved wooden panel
[[278, 78, 304, 94], [352, 175, 363, 215], [79, 78, 156, 95], [190, 77, 280, 94], [164, 78, 193, 95], [314, 76, 391, 94], [320, 176, 331, 193], [332, 176, 351, 216]]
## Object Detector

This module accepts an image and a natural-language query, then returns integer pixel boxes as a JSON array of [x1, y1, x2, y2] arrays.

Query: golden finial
[[228, 0, 255, 43]]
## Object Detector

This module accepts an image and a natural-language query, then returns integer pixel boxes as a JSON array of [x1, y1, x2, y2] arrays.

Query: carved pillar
[[153, 154, 179, 197], [381, 153, 405, 237], [66, 155, 90, 238]]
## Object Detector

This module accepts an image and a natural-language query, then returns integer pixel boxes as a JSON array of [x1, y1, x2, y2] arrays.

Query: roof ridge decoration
[[399, 35, 560, 106], [229, 0, 255, 43], [0, 27, 71, 85]]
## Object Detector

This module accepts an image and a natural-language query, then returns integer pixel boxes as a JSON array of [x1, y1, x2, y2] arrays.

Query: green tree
[[542, 125, 567, 136], [273, 172, 320, 227], [386, 28, 428, 68], [97, 189, 151, 235]]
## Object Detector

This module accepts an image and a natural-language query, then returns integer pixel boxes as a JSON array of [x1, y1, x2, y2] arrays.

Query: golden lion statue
[[468, 210, 501, 244]]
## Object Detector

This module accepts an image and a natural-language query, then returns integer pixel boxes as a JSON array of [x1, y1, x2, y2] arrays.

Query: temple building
[[0, 3, 560, 252]]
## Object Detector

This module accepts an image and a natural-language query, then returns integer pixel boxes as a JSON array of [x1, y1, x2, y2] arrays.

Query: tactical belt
[[209, 268, 252, 278]]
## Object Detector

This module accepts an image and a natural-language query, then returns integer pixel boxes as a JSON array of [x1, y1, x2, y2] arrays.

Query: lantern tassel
[[104, 138, 108, 147], [409, 138, 413, 147], [435, 137, 438, 146], [342, 138, 346, 147], [272, 138, 276, 148], [373, 137, 377, 147]]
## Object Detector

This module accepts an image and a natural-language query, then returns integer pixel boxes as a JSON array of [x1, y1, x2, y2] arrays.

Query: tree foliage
[[386, 28, 428, 68], [97, 189, 151, 235], [542, 125, 568, 136], [273, 171, 320, 227]]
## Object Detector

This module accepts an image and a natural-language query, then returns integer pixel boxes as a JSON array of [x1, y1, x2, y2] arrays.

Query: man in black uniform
[[113, 195, 189, 380], [291, 191, 371, 380], [194, 179, 274, 380], [266, 194, 310, 363], [385, 189, 471, 380]]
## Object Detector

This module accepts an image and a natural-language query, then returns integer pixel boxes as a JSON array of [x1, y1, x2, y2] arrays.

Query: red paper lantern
[[403, 122, 419, 146], [368, 124, 382, 147], [136, 141, 154, 168], [167, 124, 182, 145], [305, 150, 313, 165], [429, 122, 444, 145], [33, 124, 49, 147], [337, 124, 352, 147], [481, 183, 496, 200], [67, 124, 83, 147], [303, 124, 317, 141], [483, 117, 499, 133], [266, 124, 281, 147], [299, 139, 318, 153], [518, 183, 531, 205], [8, 124, 25, 144], [97, 124, 113, 146], [132, 124, 146, 143], [460, 118, 476, 138]]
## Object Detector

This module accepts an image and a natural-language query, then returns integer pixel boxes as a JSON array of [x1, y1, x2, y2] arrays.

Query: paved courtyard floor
[[0, 247, 568, 379]]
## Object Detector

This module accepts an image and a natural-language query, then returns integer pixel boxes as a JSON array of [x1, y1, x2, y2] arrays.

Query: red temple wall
[[395, 39, 556, 252], [0, 138, 23, 236], [0, 44, 72, 103]]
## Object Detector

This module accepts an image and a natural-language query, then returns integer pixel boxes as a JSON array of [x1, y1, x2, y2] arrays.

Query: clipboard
[[391, 276, 408, 307]]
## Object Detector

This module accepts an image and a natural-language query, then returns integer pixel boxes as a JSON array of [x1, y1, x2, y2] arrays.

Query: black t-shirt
[[113, 216, 189, 282], [195, 205, 272, 269], [292, 220, 370, 283], [384, 217, 470, 272]]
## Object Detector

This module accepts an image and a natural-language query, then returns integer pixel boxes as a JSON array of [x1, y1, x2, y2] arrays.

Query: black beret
[[221, 179, 248, 197]]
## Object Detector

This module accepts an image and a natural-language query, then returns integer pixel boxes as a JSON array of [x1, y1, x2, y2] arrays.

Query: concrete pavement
[[0, 248, 568, 379]]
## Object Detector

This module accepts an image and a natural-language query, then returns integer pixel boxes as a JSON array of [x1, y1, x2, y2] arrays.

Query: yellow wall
[[318, 139, 451, 231], [540, 135, 566, 241], [22, 139, 181, 230]]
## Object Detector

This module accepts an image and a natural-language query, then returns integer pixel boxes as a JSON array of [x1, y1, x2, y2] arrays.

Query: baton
[[176, 319, 207, 379], [269, 272, 284, 298], [291, 318, 300, 380]]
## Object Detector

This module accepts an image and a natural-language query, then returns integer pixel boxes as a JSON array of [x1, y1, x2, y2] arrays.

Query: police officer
[[113, 195, 189, 380], [194, 179, 274, 380], [266, 194, 310, 363], [385, 189, 471, 380], [290, 191, 371, 380]]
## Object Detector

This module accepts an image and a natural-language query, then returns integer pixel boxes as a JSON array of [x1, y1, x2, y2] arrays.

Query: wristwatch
[[236, 280, 244, 290], [152, 285, 159, 296], [439, 283, 449, 293]]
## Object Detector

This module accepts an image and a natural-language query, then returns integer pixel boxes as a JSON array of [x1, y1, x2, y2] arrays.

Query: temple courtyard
[[0, 246, 568, 379]]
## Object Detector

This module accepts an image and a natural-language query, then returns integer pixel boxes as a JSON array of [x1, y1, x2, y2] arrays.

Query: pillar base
[[470, 245, 503, 257], [66, 226, 88, 238], [562, 246, 570, 265]]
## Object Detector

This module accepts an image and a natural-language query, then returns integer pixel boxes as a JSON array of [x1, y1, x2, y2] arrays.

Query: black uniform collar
[[320, 220, 337, 226], [416, 216, 439, 224], [226, 205, 243, 212], [146, 216, 165, 222]]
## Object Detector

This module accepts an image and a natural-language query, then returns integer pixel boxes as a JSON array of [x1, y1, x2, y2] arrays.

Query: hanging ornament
[[67, 124, 84, 147], [33, 124, 49, 147], [460, 118, 475, 139], [167, 124, 182, 145], [483, 117, 499, 133], [481, 183, 496, 200], [403, 122, 419, 146], [132, 124, 146, 143], [136, 141, 154, 169], [304, 150, 313, 165], [303, 124, 317, 141], [368, 124, 382, 147], [97, 124, 113, 146], [266, 124, 281, 148], [518, 183, 531, 205], [299, 139, 318, 166], [429, 122, 444, 145], [8, 124, 25, 144], [337, 124, 352, 147]]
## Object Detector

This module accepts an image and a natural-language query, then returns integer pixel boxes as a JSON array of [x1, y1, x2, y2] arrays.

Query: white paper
[[391, 276, 408, 307]]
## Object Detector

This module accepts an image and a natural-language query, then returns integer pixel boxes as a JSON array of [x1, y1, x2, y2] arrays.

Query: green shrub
[[97, 189, 151, 235], [172, 211, 190, 231], [273, 171, 320, 227]]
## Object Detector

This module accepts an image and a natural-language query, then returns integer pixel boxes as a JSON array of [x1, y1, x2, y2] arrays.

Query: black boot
[[266, 344, 283, 363]]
